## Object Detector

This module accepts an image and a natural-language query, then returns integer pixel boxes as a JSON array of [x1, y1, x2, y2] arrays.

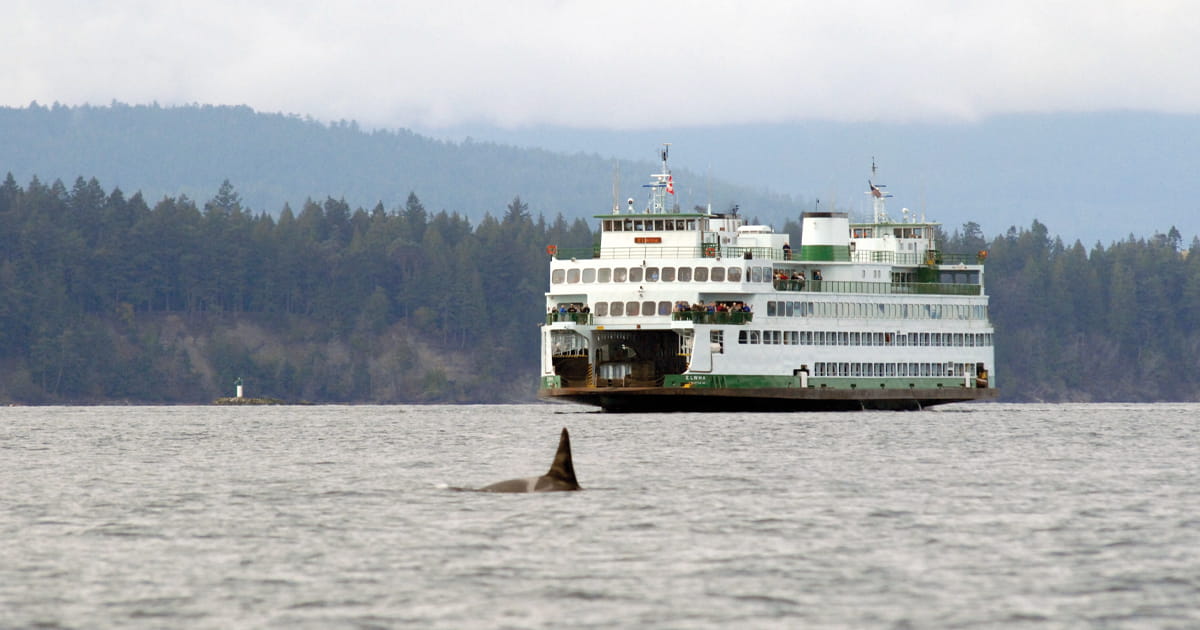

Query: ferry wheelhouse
[[539, 148, 998, 411]]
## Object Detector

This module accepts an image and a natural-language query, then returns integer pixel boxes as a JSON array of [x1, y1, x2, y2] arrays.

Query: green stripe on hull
[[661, 374, 983, 390]]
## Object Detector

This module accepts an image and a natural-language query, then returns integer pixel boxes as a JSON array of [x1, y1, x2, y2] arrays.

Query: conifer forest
[[1, 174, 1198, 403]]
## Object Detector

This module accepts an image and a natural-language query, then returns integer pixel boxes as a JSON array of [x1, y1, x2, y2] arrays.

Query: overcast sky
[[4, 1, 1199, 130]]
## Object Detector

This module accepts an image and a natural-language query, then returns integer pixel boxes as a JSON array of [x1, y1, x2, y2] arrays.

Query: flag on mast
[[666, 175, 675, 195]]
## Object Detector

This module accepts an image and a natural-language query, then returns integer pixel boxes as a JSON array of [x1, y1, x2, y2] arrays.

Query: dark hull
[[540, 386, 999, 412]]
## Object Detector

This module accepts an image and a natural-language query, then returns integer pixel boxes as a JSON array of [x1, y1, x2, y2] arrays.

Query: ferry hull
[[539, 386, 998, 413]]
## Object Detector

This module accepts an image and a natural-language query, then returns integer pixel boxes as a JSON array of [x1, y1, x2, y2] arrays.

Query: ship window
[[610, 301, 623, 316], [598, 268, 611, 283], [749, 331, 760, 344], [661, 267, 675, 281], [711, 330, 724, 353], [751, 267, 763, 283], [694, 267, 709, 282], [626, 301, 640, 316], [767, 302, 777, 317], [552, 269, 565, 284], [665, 220, 675, 231], [629, 267, 643, 282], [739, 330, 748, 344], [687, 220, 696, 230], [614, 268, 628, 282], [658, 301, 671, 315], [954, 333, 964, 346], [567, 269, 580, 283], [727, 267, 742, 281], [582, 268, 595, 283], [645, 267, 659, 282], [642, 301, 654, 316], [852, 364, 862, 376], [623, 219, 633, 231], [850, 332, 860, 346], [594, 302, 608, 316], [678, 267, 692, 282], [608, 220, 619, 232], [710, 267, 725, 282], [839, 332, 849, 345], [654, 220, 664, 231], [839, 363, 850, 376], [785, 301, 794, 317], [634, 221, 644, 231]]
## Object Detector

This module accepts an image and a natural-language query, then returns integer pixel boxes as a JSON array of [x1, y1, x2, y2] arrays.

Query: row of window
[[601, 218, 700, 232], [737, 330, 994, 347], [812, 362, 979, 378], [766, 300, 988, 321], [553, 265, 783, 285], [584, 299, 987, 322]]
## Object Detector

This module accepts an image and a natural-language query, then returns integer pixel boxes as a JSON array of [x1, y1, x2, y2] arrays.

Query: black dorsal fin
[[544, 427, 579, 489]]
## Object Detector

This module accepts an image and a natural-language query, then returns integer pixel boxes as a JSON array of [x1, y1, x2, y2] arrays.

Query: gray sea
[[1, 403, 1198, 629]]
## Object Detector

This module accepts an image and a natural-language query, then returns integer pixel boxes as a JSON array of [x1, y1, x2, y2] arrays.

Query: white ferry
[[539, 147, 998, 411]]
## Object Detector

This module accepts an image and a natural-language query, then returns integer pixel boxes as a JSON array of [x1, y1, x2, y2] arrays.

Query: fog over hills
[[3, 104, 1197, 244], [419, 111, 1200, 245]]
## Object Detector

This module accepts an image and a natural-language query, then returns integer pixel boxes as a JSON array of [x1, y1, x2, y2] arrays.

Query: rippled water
[[1, 403, 1198, 628]]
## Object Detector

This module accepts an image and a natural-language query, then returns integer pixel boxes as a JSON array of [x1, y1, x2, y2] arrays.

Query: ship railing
[[551, 246, 790, 261], [670, 311, 754, 325], [850, 250, 986, 266], [773, 279, 981, 296], [545, 312, 593, 325], [850, 251, 926, 265]]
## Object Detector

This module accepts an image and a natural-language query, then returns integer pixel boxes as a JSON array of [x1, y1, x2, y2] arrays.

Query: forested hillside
[[0, 174, 589, 402], [2, 174, 1198, 404]]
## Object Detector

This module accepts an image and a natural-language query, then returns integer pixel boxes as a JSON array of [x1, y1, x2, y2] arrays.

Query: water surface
[[1, 403, 1198, 628]]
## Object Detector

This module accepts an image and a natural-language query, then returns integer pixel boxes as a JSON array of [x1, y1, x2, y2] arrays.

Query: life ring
[[546, 245, 558, 256], [705, 246, 715, 257]]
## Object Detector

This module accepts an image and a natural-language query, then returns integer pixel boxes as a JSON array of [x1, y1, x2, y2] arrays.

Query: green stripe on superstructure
[[799, 244, 851, 261]]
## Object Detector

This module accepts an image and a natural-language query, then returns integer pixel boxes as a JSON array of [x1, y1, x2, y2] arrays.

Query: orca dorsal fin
[[544, 427, 579, 489]]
